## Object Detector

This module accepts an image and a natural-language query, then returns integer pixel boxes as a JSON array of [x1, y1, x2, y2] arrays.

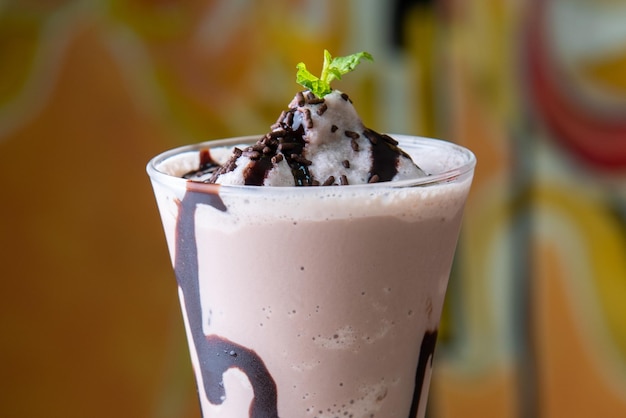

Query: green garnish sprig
[[296, 50, 373, 98]]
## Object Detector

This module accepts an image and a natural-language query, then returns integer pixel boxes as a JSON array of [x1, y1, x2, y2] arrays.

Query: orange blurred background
[[1, 1, 626, 417]]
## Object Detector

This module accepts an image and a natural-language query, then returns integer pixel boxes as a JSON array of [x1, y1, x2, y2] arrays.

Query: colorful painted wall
[[1, 1, 625, 417]]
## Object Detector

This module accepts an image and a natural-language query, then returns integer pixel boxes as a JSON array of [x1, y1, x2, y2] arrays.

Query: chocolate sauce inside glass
[[182, 148, 222, 180], [173, 181, 438, 418], [175, 185, 279, 418], [409, 329, 439, 417]]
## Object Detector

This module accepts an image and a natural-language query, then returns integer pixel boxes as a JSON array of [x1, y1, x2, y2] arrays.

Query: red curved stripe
[[525, 0, 626, 170]]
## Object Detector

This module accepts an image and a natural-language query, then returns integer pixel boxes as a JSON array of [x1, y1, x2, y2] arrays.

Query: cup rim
[[146, 134, 476, 193]]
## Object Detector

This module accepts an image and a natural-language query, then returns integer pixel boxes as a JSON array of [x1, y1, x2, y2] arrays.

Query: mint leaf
[[326, 51, 373, 83], [296, 62, 331, 98], [296, 50, 373, 98]]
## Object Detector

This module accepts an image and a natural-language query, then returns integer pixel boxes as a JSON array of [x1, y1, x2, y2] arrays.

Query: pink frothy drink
[[147, 129, 475, 417]]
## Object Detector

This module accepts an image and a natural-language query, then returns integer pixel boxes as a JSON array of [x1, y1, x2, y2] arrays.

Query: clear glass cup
[[147, 135, 475, 418]]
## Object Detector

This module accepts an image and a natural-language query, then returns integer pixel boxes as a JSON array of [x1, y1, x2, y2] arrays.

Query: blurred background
[[1, 0, 626, 417]]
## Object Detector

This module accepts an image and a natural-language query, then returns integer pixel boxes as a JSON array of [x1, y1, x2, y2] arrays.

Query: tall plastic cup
[[147, 135, 475, 417]]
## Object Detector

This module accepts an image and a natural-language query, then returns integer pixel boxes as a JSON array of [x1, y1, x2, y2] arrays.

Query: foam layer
[[151, 135, 475, 229]]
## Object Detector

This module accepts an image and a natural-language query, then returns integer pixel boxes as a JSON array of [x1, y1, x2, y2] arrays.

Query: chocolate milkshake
[[147, 51, 475, 417]]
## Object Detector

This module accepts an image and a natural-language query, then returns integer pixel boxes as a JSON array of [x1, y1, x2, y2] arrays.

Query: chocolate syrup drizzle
[[174, 186, 279, 418], [185, 92, 417, 186], [362, 128, 404, 183], [173, 184, 439, 417], [409, 330, 439, 418]]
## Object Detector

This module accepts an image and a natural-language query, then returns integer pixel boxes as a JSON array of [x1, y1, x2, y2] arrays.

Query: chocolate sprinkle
[[368, 174, 380, 183], [342, 160, 350, 168], [322, 176, 335, 186], [340, 174, 349, 185], [316, 103, 328, 116], [344, 130, 360, 139], [291, 154, 312, 166], [331, 125, 338, 133], [278, 142, 297, 152], [205, 148, 242, 182], [245, 150, 262, 160], [269, 130, 285, 139], [351, 138, 360, 152], [303, 108, 313, 129], [307, 97, 325, 105], [296, 91, 305, 106], [341, 92, 350, 101], [286, 110, 294, 127]]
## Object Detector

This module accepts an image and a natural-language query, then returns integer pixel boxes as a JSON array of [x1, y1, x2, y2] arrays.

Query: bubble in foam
[[314, 325, 357, 349], [291, 360, 318, 372], [261, 305, 273, 320], [305, 380, 390, 417], [363, 318, 392, 344]]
